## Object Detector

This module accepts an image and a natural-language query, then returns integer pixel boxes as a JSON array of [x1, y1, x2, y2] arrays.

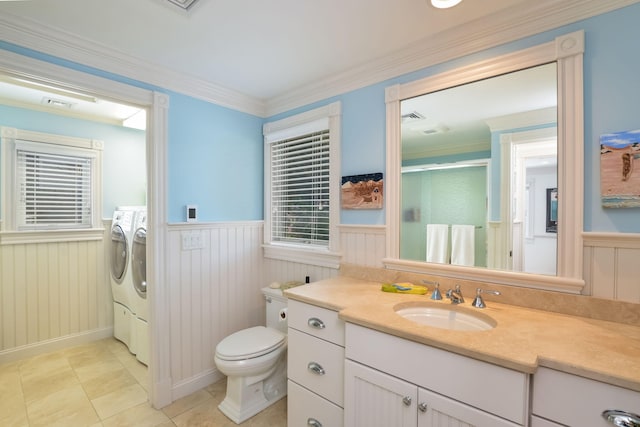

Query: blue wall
[[3, 3, 640, 231]]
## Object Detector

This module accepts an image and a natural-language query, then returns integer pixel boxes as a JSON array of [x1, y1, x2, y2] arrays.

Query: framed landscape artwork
[[341, 173, 383, 209], [600, 129, 640, 208]]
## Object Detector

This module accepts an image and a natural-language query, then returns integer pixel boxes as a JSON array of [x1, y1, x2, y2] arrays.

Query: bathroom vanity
[[284, 276, 640, 427]]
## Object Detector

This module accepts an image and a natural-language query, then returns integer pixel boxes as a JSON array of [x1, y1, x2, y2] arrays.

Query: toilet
[[214, 286, 288, 424]]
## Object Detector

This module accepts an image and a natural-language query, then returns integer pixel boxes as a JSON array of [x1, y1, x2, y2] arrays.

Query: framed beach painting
[[341, 172, 383, 209], [600, 129, 640, 208]]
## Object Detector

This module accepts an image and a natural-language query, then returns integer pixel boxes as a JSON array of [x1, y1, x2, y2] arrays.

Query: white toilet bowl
[[214, 287, 289, 424]]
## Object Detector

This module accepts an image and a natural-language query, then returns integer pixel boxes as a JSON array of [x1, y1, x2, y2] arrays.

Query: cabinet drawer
[[288, 328, 345, 406], [288, 300, 345, 346], [532, 367, 640, 427], [530, 415, 563, 427], [288, 380, 343, 427]]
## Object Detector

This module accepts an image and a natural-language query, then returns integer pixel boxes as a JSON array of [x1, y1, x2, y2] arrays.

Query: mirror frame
[[384, 31, 585, 293]]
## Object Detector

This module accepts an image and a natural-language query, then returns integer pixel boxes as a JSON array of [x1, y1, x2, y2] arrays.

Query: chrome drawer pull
[[307, 418, 322, 427], [307, 361, 325, 375], [308, 317, 325, 329], [602, 409, 640, 427], [418, 402, 428, 413], [402, 396, 412, 406]]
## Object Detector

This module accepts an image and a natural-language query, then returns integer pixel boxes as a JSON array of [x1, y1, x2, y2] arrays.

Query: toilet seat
[[216, 326, 286, 361]]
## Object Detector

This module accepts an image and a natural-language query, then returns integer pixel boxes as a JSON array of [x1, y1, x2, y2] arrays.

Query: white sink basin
[[395, 305, 496, 331]]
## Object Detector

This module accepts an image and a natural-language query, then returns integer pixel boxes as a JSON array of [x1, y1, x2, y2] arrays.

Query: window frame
[[1, 127, 103, 244], [263, 102, 341, 268]]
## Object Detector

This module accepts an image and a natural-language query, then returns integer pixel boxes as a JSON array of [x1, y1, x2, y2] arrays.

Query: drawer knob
[[402, 396, 412, 406], [418, 402, 428, 413], [307, 361, 325, 376], [307, 418, 322, 427], [602, 409, 640, 427], [308, 317, 326, 329]]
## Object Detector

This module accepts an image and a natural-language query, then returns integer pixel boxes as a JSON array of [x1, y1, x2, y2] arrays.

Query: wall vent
[[166, 0, 199, 10], [401, 111, 425, 122]]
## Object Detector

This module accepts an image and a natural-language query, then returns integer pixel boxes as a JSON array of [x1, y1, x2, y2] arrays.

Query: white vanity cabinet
[[287, 299, 345, 427], [345, 323, 529, 427], [531, 367, 640, 427]]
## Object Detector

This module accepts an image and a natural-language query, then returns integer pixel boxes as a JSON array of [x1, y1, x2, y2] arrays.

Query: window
[[263, 102, 341, 267], [1, 127, 103, 242]]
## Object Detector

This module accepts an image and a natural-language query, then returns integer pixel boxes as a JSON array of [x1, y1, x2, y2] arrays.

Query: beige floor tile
[[26, 383, 99, 427], [21, 365, 80, 403], [0, 402, 29, 427], [81, 367, 139, 400], [171, 400, 236, 427], [122, 359, 149, 390], [73, 356, 124, 383], [204, 378, 227, 401], [91, 382, 148, 420], [19, 353, 71, 383], [162, 388, 213, 419], [102, 402, 172, 427]]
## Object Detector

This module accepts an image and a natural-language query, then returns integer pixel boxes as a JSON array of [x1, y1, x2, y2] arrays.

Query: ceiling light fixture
[[431, 0, 462, 9], [166, 0, 199, 10]]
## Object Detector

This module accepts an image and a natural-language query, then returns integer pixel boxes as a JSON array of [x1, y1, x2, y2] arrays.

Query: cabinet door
[[418, 388, 522, 427], [345, 360, 417, 427]]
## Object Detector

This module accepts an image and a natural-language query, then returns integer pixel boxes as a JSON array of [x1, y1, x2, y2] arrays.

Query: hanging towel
[[426, 224, 449, 264], [451, 225, 475, 267]]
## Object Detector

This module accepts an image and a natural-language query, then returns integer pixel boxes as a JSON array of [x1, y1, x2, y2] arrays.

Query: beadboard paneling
[[0, 225, 111, 362], [166, 221, 265, 387], [583, 232, 640, 302], [338, 225, 386, 268]]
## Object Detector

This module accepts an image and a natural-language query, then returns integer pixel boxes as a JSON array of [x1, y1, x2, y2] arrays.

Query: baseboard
[[171, 367, 225, 402], [0, 327, 114, 364]]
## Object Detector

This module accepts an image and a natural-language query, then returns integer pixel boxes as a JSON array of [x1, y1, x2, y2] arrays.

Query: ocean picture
[[600, 129, 640, 208]]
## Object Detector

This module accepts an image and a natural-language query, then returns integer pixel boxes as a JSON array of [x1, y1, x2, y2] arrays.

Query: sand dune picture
[[600, 129, 640, 208], [341, 173, 383, 209]]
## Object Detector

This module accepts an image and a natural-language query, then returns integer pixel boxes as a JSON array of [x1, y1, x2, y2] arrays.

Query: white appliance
[[130, 209, 149, 365], [109, 208, 137, 351], [214, 286, 288, 424]]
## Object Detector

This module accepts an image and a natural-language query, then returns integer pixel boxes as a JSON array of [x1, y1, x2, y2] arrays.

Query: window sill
[[0, 228, 105, 245], [263, 243, 342, 269]]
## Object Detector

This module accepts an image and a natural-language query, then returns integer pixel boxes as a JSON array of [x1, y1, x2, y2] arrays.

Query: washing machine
[[131, 209, 149, 365], [109, 208, 137, 351]]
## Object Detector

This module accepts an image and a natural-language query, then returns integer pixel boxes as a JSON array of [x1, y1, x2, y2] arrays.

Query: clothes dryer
[[131, 209, 149, 365], [109, 208, 136, 350]]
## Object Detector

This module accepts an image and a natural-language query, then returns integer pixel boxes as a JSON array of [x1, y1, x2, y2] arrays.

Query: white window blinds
[[16, 148, 93, 229], [271, 129, 330, 246]]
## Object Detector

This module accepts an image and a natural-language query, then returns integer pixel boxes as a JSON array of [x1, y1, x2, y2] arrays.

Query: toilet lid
[[216, 326, 286, 361]]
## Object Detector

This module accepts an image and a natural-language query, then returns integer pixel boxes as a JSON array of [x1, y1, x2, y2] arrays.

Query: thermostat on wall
[[186, 205, 198, 222]]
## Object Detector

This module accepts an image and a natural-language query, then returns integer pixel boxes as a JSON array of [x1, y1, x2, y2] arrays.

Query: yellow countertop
[[284, 276, 640, 392]]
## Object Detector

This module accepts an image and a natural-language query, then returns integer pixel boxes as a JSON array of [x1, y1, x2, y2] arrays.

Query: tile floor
[[0, 338, 287, 426]]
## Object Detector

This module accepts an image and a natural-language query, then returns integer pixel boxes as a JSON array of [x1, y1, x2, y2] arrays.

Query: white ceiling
[[0, 0, 530, 101], [0, 0, 636, 120]]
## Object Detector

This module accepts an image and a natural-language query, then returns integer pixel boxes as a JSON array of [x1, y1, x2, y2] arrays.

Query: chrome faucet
[[422, 280, 442, 300], [471, 288, 501, 308], [445, 284, 464, 304]]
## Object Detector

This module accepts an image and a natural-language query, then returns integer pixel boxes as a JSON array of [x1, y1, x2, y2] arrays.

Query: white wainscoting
[[339, 224, 386, 268], [583, 232, 640, 303], [0, 223, 112, 363], [165, 221, 267, 399]]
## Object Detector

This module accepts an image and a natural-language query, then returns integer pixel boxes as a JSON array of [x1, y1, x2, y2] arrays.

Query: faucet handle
[[422, 280, 442, 300], [471, 288, 501, 308]]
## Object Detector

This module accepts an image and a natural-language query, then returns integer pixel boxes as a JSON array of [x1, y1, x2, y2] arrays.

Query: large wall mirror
[[384, 31, 585, 293]]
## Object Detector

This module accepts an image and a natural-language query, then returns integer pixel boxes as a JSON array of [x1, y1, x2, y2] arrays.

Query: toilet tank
[[262, 286, 288, 334]]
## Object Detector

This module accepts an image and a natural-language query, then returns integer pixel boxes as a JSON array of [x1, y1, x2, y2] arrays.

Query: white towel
[[426, 224, 449, 264], [451, 225, 475, 267]]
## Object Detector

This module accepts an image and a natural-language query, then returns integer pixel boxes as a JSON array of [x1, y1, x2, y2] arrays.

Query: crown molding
[[0, 13, 267, 117], [0, 0, 636, 118], [265, 0, 639, 116]]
